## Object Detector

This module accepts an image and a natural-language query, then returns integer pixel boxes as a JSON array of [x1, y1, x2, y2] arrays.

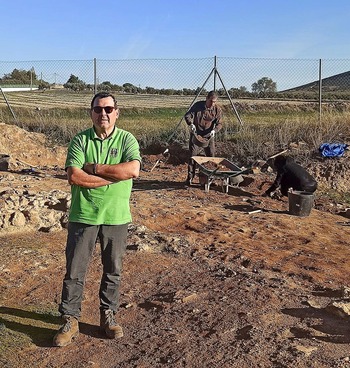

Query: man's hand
[[262, 190, 281, 200], [83, 163, 95, 175], [210, 130, 215, 138], [189, 124, 196, 134]]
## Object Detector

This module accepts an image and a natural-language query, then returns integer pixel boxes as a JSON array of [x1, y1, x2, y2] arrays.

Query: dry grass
[[1, 90, 350, 164]]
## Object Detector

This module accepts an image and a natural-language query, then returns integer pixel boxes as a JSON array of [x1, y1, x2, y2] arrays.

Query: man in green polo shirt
[[53, 92, 141, 347]]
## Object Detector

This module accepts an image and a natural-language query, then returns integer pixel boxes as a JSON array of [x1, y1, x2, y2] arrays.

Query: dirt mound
[[0, 123, 66, 169], [311, 156, 350, 193]]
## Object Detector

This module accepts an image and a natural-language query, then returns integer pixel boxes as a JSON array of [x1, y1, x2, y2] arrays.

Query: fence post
[[318, 59, 322, 122], [214, 56, 217, 91], [30, 66, 34, 91], [94, 58, 97, 95]]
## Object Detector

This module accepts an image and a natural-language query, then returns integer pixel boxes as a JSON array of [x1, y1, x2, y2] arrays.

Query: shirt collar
[[91, 126, 117, 140]]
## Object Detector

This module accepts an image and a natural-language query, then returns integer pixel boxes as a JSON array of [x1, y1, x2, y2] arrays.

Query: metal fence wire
[[0, 57, 349, 92], [1, 56, 350, 112]]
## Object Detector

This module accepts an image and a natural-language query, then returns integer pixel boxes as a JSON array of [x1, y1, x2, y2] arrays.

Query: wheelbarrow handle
[[227, 167, 253, 178]]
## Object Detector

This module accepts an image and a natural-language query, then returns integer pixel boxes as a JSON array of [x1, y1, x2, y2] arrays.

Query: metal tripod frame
[[167, 55, 244, 144], [0, 87, 18, 124]]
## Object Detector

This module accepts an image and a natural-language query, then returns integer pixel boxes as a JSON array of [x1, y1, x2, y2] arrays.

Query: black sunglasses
[[92, 106, 115, 114]]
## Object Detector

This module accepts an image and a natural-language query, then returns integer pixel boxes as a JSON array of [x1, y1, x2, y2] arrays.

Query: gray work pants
[[59, 222, 128, 318], [187, 134, 216, 180]]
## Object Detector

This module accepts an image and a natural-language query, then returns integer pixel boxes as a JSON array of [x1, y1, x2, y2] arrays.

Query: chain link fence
[[1, 56, 350, 98], [1, 56, 350, 129]]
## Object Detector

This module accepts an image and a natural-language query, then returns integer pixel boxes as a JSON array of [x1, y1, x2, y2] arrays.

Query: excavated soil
[[1, 123, 350, 368]]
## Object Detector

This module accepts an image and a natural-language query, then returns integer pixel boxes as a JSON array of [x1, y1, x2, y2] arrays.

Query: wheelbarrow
[[191, 156, 253, 193]]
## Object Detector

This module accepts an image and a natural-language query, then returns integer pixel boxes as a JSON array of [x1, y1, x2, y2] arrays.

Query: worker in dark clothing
[[184, 90, 223, 185], [263, 155, 317, 197]]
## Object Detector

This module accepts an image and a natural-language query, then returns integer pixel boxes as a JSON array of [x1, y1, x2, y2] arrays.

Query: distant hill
[[281, 71, 350, 92]]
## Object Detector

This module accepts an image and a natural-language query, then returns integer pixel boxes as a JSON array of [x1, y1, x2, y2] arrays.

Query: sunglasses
[[92, 106, 115, 114]]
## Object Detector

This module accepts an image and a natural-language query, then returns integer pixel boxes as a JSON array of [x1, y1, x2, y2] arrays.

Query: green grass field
[[1, 89, 349, 165]]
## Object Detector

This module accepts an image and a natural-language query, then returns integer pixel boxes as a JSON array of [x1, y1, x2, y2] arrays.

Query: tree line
[[0, 68, 278, 95], [3, 68, 340, 100]]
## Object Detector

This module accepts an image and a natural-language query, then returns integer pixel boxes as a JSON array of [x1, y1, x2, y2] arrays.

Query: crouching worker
[[263, 155, 317, 198]]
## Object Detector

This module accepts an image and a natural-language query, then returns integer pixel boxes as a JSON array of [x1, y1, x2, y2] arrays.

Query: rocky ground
[[1, 123, 350, 368]]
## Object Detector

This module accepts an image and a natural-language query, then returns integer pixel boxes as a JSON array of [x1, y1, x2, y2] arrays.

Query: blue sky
[[1, 0, 349, 61]]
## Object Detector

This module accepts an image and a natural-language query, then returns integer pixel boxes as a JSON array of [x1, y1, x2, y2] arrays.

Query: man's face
[[206, 95, 218, 108], [91, 96, 119, 133]]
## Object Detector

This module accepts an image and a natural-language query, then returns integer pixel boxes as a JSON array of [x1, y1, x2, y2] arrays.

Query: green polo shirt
[[65, 127, 141, 225]]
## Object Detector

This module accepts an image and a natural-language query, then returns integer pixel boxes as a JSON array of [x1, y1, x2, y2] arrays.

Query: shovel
[[150, 148, 170, 172], [252, 149, 289, 173]]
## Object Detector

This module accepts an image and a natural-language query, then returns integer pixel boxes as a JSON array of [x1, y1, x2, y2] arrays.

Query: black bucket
[[288, 190, 314, 217], [0, 154, 10, 171]]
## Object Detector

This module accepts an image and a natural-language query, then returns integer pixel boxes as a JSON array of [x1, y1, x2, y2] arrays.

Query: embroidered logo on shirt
[[110, 148, 118, 157]]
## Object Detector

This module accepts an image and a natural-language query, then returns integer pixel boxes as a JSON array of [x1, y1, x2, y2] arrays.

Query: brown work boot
[[100, 309, 123, 339], [53, 315, 79, 347]]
